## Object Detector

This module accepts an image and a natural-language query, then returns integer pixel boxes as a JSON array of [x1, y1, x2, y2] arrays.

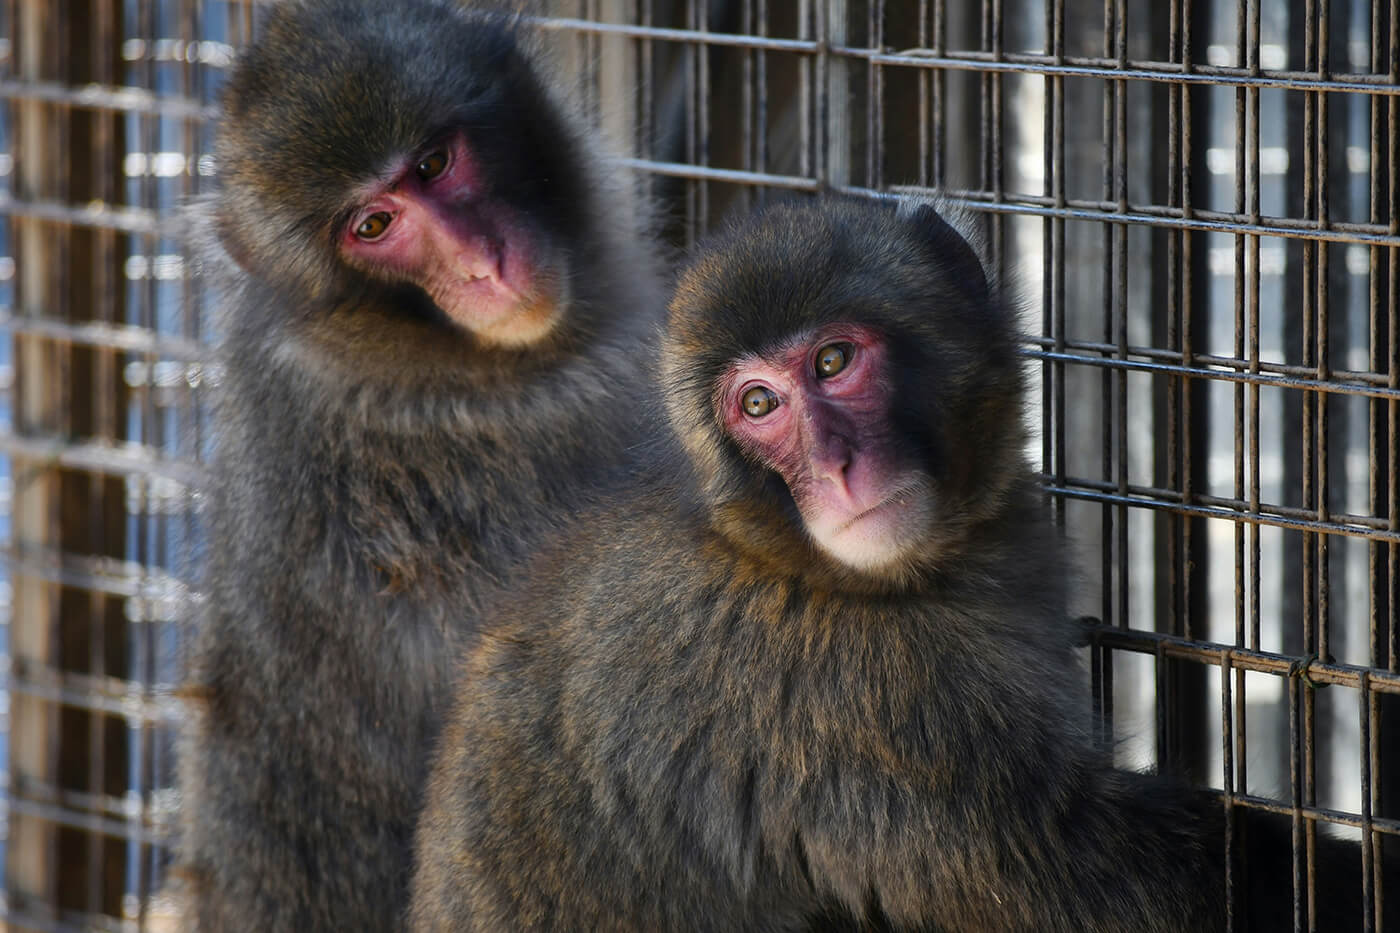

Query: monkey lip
[[455, 235, 522, 296], [456, 267, 523, 302], [808, 484, 933, 572], [433, 240, 563, 348], [831, 485, 923, 537]]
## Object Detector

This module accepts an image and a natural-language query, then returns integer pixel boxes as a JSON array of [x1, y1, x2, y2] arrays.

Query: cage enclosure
[[0, 0, 1396, 929]]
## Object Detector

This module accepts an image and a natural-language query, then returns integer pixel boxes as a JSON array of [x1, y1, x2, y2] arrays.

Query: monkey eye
[[814, 342, 852, 378], [741, 385, 780, 418], [416, 150, 449, 181], [355, 212, 393, 240]]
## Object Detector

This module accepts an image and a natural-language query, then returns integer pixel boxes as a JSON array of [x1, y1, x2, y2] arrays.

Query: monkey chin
[[464, 291, 565, 348], [438, 277, 568, 349], [804, 487, 935, 574]]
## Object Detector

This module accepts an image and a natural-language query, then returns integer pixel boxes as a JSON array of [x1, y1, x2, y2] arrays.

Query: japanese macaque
[[405, 196, 1198, 931], [408, 196, 1386, 932], [174, 0, 664, 930]]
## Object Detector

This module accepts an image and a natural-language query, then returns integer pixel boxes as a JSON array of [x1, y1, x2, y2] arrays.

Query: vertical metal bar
[[1219, 649, 1237, 928], [1362, 670, 1377, 933], [985, 0, 1002, 273], [1091, 0, 1122, 762], [798, 0, 813, 182], [1243, 27, 1263, 907], [1314, 0, 1332, 669], [1298, 4, 1317, 870], [1112, 0, 1127, 654], [697, 0, 711, 229], [865, 0, 880, 188], [1099, 0, 1114, 641], [1307, 3, 1331, 925], [1277, 0, 1312, 923], [757, 0, 770, 196], [636, 0, 654, 166], [1167, 0, 1183, 653], [682, 0, 697, 243], [1243, 153, 1261, 933], [1288, 666, 1306, 932], [740, 0, 755, 210], [588, 0, 603, 124], [931, 0, 945, 187], [1383, 3, 1400, 929], [135, 2, 164, 924], [917, 0, 930, 188], [1047, 0, 1084, 736], [820, 0, 848, 188], [729, 0, 753, 211], [1239, 0, 1257, 679], [138, 4, 165, 920], [1369, 0, 1399, 926], [1041, 0, 1057, 515], [686, 0, 709, 238]]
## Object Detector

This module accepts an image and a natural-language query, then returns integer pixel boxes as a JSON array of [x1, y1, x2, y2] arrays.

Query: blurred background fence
[[0, 0, 1396, 929]]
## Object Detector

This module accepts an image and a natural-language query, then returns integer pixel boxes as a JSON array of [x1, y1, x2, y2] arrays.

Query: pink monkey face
[[339, 133, 561, 347], [718, 325, 935, 571]]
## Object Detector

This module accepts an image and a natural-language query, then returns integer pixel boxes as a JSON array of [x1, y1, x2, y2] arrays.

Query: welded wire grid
[[0, 0, 1395, 930], [0, 2, 240, 929]]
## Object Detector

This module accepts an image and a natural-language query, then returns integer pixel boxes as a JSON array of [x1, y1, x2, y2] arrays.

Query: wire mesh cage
[[0, 2, 236, 929], [0, 0, 1395, 930]]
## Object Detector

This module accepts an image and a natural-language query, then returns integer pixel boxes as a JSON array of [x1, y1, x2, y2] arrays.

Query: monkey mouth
[[457, 268, 522, 302], [809, 484, 934, 573], [432, 238, 529, 316], [425, 207, 562, 346], [455, 235, 521, 295], [435, 249, 562, 347], [832, 483, 925, 536]]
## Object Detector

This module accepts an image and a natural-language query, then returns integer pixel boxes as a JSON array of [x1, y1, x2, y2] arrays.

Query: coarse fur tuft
[[174, 1, 666, 930]]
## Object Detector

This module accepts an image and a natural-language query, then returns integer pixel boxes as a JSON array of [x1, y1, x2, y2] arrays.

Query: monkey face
[[717, 323, 935, 571], [214, 1, 598, 363], [337, 132, 565, 347], [664, 196, 1028, 590]]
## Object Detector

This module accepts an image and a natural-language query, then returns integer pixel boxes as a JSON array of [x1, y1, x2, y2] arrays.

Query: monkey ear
[[906, 203, 989, 305], [212, 213, 260, 276]]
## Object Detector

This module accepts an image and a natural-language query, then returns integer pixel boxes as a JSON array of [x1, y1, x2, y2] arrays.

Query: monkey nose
[[809, 435, 853, 486]]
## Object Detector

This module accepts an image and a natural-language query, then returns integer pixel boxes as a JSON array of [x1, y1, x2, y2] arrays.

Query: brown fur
[[407, 198, 1215, 932], [409, 196, 1389, 932]]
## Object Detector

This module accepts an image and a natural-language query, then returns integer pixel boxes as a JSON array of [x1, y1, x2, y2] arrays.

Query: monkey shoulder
[[466, 471, 1081, 736], [457, 484, 1086, 802]]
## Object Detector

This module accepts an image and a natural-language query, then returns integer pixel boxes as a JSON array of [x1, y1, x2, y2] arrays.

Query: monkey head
[[663, 197, 1029, 589], [715, 324, 931, 572], [214, 0, 587, 350]]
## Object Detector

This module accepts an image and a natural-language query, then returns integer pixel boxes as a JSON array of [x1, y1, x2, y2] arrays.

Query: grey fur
[[173, 1, 664, 930]]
